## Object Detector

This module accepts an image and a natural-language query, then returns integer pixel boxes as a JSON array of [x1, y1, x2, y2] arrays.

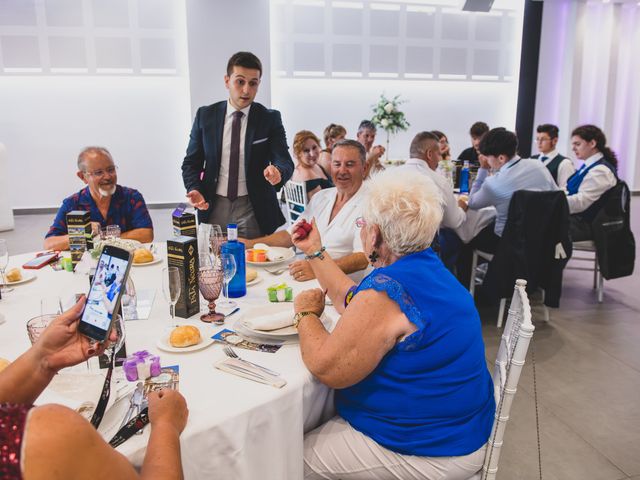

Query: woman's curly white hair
[[363, 169, 444, 256]]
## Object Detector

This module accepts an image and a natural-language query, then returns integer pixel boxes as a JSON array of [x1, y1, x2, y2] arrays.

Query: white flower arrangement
[[371, 94, 410, 135]]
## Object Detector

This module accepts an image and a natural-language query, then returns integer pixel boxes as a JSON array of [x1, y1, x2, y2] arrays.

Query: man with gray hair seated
[[242, 139, 369, 281], [44, 146, 153, 251], [397, 131, 466, 230]]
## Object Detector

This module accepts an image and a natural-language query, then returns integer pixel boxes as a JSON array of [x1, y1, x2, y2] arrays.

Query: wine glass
[[0, 239, 13, 293], [218, 253, 237, 309], [162, 267, 181, 321], [120, 277, 138, 321], [197, 253, 225, 324]]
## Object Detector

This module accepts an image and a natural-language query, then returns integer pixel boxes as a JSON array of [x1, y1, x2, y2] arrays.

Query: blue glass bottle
[[459, 160, 470, 194], [221, 224, 246, 298]]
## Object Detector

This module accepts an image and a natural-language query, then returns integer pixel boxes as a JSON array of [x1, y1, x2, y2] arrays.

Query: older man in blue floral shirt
[[44, 147, 153, 251]]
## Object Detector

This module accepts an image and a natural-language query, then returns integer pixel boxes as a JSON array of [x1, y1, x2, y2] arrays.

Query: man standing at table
[[531, 123, 575, 189], [44, 146, 153, 251], [182, 51, 294, 237]]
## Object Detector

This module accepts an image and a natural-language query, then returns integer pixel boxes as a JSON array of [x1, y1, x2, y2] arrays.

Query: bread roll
[[133, 248, 154, 264], [246, 267, 258, 282], [6, 267, 22, 282], [169, 325, 201, 348]]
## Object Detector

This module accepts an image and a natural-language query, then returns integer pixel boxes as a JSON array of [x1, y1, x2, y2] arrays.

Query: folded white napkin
[[245, 311, 294, 331], [253, 243, 288, 261], [267, 250, 285, 261]]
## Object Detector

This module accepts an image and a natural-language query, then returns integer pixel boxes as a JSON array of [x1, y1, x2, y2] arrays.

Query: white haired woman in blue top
[[291, 169, 495, 479]]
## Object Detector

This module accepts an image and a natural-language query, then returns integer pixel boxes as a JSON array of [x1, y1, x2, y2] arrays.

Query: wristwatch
[[293, 311, 317, 329]]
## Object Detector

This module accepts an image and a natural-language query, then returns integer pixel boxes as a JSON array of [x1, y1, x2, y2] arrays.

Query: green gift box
[[267, 283, 293, 302]]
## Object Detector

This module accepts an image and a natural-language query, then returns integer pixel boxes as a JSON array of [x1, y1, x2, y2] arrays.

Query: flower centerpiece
[[370, 94, 410, 161]]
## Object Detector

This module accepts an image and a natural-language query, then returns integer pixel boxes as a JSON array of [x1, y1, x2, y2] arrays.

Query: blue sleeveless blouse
[[335, 248, 495, 457]]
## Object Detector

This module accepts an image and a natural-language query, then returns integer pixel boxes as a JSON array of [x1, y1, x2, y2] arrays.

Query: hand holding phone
[[78, 245, 132, 342]]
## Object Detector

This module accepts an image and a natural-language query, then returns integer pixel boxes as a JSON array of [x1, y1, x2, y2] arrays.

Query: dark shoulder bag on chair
[[591, 180, 635, 280]]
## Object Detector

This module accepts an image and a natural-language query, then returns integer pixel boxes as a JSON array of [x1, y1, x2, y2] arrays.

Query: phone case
[[23, 253, 59, 269]]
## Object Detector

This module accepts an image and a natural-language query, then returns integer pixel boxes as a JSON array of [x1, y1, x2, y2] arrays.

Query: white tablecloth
[[0, 247, 336, 479]]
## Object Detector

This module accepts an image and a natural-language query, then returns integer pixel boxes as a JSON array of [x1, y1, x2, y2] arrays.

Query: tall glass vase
[[385, 131, 390, 162]]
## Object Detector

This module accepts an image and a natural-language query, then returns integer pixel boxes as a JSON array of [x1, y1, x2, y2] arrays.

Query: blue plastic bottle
[[459, 160, 470, 194], [221, 224, 246, 298]]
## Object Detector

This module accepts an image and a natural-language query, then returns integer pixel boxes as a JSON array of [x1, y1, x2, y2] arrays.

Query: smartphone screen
[[78, 245, 132, 342]]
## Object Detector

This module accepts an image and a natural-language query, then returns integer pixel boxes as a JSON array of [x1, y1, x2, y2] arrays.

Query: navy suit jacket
[[182, 101, 294, 235]]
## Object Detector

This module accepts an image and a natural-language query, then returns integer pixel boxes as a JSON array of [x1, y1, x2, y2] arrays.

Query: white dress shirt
[[216, 100, 251, 197], [539, 149, 576, 189], [396, 159, 466, 229], [468, 157, 559, 236], [296, 186, 367, 282], [566, 153, 617, 215]]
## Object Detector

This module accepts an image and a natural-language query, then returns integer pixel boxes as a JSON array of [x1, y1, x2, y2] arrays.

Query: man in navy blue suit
[[182, 52, 294, 237]]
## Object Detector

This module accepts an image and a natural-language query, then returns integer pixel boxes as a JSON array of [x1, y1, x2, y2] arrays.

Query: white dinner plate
[[246, 276, 262, 287], [156, 328, 216, 353], [1, 270, 36, 286], [246, 246, 296, 266], [132, 255, 163, 267]]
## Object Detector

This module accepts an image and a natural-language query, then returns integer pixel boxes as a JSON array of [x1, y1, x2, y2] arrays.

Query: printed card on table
[[212, 329, 282, 353]]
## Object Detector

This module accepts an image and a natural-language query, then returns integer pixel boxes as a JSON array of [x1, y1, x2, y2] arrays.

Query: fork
[[223, 346, 281, 377], [264, 267, 288, 275]]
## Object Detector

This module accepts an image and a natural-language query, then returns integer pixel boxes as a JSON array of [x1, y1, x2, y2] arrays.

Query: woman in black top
[[291, 130, 334, 200]]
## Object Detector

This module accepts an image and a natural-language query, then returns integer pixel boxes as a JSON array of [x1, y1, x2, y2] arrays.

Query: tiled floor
[[1, 201, 639, 480]]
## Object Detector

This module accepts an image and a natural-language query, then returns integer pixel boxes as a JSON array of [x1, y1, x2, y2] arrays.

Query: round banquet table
[[0, 246, 336, 480]]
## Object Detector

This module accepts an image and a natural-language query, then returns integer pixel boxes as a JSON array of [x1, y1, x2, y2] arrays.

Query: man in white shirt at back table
[[395, 132, 496, 272], [396, 131, 466, 230]]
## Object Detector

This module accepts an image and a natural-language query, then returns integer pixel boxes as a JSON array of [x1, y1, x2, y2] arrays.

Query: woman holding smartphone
[[0, 297, 189, 480]]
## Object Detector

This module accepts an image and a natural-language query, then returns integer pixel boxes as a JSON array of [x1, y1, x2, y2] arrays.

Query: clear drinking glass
[[120, 277, 138, 321], [0, 239, 13, 293], [209, 225, 224, 258], [198, 223, 213, 254], [40, 296, 63, 317], [218, 253, 237, 309], [106, 225, 121, 240], [162, 266, 181, 321]]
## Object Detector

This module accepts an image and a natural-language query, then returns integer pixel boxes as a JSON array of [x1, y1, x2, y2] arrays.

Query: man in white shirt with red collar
[[242, 140, 369, 282]]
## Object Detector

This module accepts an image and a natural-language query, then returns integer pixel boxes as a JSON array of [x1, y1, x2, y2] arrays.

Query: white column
[[0, 143, 15, 231]]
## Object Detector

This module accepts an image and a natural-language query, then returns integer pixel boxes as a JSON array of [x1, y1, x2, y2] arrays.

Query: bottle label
[[227, 224, 238, 242]]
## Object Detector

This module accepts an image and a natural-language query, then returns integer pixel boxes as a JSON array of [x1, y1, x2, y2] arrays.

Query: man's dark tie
[[227, 110, 243, 202], [540, 155, 548, 162]]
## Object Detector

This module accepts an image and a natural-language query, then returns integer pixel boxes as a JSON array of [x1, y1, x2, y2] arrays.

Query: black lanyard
[[90, 350, 150, 447]]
